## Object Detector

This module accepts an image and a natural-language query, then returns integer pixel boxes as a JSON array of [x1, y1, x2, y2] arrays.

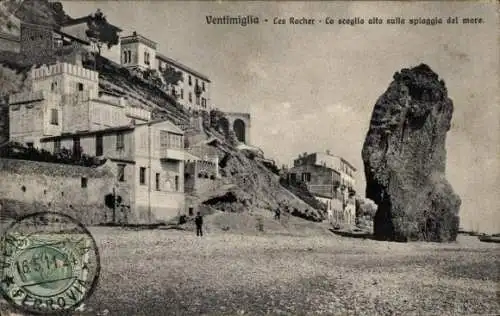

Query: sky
[[60, 1, 499, 233]]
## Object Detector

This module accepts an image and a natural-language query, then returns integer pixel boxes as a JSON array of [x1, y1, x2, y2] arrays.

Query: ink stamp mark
[[0, 212, 100, 315]]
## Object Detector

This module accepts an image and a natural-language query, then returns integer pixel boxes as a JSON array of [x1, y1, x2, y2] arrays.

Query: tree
[[0, 65, 26, 101], [160, 66, 183, 87], [85, 9, 120, 56]]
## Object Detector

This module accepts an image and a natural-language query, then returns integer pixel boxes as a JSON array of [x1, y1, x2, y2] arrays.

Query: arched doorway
[[233, 119, 246, 143], [218, 117, 229, 137]]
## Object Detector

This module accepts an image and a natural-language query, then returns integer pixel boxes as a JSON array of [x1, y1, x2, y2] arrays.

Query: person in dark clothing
[[274, 208, 281, 221], [195, 212, 203, 237]]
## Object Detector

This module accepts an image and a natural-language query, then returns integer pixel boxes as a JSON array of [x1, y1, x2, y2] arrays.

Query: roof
[[40, 125, 134, 142], [40, 119, 184, 142], [60, 16, 123, 32], [134, 118, 184, 134], [296, 152, 357, 172], [156, 52, 210, 82], [121, 32, 157, 49], [20, 22, 90, 45], [184, 152, 202, 161], [53, 29, 91, 45], [340, 157, 357, 172]]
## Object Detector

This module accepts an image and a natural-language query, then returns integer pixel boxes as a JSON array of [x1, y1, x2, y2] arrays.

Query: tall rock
[[362, 64, 461, 242]]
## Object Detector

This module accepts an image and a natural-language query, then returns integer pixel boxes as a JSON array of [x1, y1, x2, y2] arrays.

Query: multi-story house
[[20, 23, 91, 65], [39, 120, 186, 224], [119, 31, 212, 112], [120, 31, 157, 71], [59, 16, 123, 64], [8, 61, 150, 148], [287, 151, 357, 226], [156, 53, 211, 112]]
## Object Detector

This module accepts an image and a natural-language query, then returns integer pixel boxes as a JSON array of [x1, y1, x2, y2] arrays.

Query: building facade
[[20, 23, 90, 65], [120, 31, 157, 71], [288, 151, 357, 226], [156, 53, 211, 112], [59, 16, 123, 64], [9, 61, 150, 148], [118, 31, 212, 112], [39, 120, 186, 224]]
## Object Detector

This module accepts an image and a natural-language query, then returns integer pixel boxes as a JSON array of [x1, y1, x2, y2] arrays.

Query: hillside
[[192, 128, 325, 222]]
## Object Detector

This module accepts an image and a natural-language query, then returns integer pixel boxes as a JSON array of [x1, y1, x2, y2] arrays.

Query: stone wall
[[0, 158, 115, 225], [0, 33, 20, 53]]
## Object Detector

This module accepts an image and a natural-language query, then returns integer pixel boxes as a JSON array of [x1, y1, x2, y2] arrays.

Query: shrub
[[0, 142, 106, 167]]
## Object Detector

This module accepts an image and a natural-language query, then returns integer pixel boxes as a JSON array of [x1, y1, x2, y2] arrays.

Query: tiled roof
[[156, 52, 210, 82]]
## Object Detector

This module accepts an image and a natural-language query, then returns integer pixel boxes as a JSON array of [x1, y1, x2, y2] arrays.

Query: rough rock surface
[[362, 64, 461, 242]]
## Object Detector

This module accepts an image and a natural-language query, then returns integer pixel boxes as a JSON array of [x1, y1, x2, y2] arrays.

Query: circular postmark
[[0, 212, 100, 315]]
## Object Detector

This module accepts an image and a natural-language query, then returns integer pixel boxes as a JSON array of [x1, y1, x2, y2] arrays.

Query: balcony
[[160, 146, 184, 161]]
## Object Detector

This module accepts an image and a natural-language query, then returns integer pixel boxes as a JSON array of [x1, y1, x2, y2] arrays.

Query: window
[[180, 89, 184, 99], [139, 167, 146, 185], [175, 175, 179, 191], [116, 133, 124, 150], [50, 109, 58, 125], [160, 131, 183, 149], [202, 82, 205, 91], [51, 81, 57, 91], [188, 92, 192, 103], [96, 134, 103, 156], [302, 173, 311, 182], [73, 137, 81, 159], [117, 164, 125, 182], [201, 98, 206, 108], [188, 207, 194, 216], [77, 83, 84, 91], [188, 75, 192, 86], [196, 96, 200, 105], [144, 51, 150, 65], [123, 50, 132, 63], [81, 177, 87, 188], [195, 78, 198, 86], [290, 173, 296, 182], [155, 173, 160, 191], [53, 140, 61, 153]]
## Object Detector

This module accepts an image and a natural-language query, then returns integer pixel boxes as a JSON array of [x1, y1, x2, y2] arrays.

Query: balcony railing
[[160, 145, 184, 161]]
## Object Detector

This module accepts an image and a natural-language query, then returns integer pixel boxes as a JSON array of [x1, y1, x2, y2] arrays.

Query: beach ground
[[1, 217, 499, 316]]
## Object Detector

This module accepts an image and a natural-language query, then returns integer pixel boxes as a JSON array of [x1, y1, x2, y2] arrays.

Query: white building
[[290, 151, 357, 226], [119, 31, 212, 112], [8, 62, 150, 148], [39, 120, 186, 224], [59, 15, 123, 64]]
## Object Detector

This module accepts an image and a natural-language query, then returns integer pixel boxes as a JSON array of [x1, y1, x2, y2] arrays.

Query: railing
[[160, 145, 184, 161]]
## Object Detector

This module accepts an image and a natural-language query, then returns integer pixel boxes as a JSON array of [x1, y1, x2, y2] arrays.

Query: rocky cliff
[[362, 64, 461, 242]]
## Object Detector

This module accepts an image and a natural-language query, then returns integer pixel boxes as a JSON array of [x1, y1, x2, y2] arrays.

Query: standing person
[[195, 212, 203, 237], [274, 208, 281, 220], [327, 208, 333, 225]]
